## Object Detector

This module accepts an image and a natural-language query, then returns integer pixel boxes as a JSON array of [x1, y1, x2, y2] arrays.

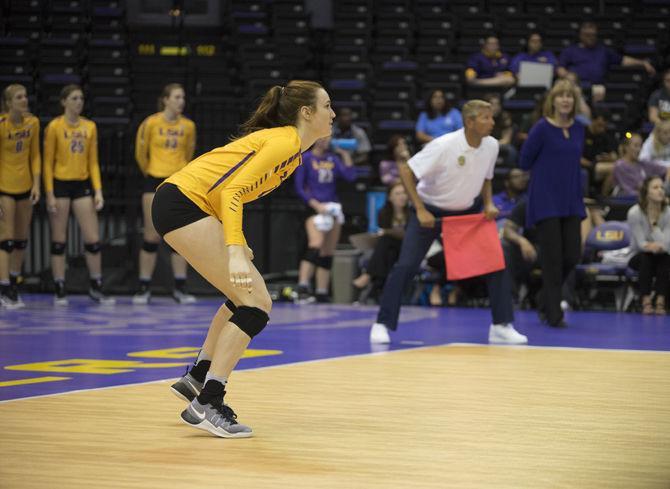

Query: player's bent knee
[[229, 306, 270, 338], [84, 242, 101, 254], [316, 255, 333, 270], [0, 240, 14, 252], [142, 240, 159, 252], [13, 239, 27, 250], [51, 242, 66, 255]]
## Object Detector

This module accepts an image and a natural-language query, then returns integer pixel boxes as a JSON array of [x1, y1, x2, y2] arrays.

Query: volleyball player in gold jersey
[[0, 84, 40, 309], [43, 85, 114, 305], [156, 81, 334, 438], [133, 84, 197, 304]]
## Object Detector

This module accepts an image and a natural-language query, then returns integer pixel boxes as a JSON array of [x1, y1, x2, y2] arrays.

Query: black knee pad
[[229, 306, 269, 339], [303, 247, 319, 265], [224, 299, 237, 314], [142, 240, 159, 252], [13, 239, 27, 250], [316, 255, 333, 270], [0, 240, 14, 252], [84, 242, 101, 254], [51, 242, 66, 255]]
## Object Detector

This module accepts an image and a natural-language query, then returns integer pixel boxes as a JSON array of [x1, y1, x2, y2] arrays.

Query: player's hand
[[228, 245, 253, 292], [416, 207, 436, 228], [30, 183, 40, 205], [94, 190, 104, 211], [46, 193, 57, 214], [483, 204, 499, 220]]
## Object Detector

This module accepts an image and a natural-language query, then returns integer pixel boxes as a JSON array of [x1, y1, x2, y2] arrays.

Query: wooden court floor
[[1, 344, 669, 489]]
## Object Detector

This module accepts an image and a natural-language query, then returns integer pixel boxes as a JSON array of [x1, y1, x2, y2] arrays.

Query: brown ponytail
[[237, 80, 324, 137]]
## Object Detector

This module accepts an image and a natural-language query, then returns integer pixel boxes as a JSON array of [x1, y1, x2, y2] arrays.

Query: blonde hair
[[1, 84, 26, 112], [158, 83, 184, 112], [543, 79, 581, 120], [461, 99, 492, 120], [652, 120, 670, 154]]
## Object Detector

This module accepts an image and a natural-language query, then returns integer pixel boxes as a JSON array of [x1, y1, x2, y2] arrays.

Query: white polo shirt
[[408, 129, 498, 210]]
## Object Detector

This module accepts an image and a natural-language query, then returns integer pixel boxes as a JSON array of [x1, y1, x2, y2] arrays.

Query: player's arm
[[135, 118, 150, 174]]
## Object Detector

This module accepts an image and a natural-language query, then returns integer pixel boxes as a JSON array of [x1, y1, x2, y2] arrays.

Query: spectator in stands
[[648, 68, 670, 124], [484, 93, 517, 166], [379, 134, 409, 186], [0, 84, 40, 309], [502, 198, 539, 304], [331, 107, 371, 165], [516, 93, 546, 147], [557, 21, 655, 86], [493, 168, 528, 220], [581, 107, 618, 196], [369, 100, 527, 345], [43, 85, 113, 305], [133, 83, 197, 305], [627, 176, 670, 315], [415, 89, 463, 145], [510, 32, 558, 76], [519, 79, 586, 327], [640, 120, 670, 167], [465, 35, 515, 88], [294, 136, 356, 303], [613, 133, 668, 197], [352, 181, 410, 299]]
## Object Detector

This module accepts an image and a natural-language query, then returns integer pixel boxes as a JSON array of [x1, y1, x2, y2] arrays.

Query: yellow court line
[[0, 376, 71, 388]]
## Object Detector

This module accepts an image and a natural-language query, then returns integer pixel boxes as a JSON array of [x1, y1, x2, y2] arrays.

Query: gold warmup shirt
[[43, 116, 101, 192], [164, 126, 302, 246], [0, 113, 40, 194], [135, 113, 196, 178]]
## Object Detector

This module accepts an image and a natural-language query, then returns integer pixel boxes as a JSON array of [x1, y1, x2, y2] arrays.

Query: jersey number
[[317, 168, 334, 184], [70, 140, 84, 153], [15, 140, 23, 152], [165, 137, 178, 149]]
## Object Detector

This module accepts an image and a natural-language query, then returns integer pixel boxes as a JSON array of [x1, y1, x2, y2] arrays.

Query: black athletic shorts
[[152, 183, 209, 237], [0, 189, 31, 200], [53, 179, 93, 200], [142, 175, 165, 194]]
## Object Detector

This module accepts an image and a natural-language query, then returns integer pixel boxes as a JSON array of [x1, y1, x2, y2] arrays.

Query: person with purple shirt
[[379, 134, 409, 186], [492, 168, 528, 221], [557, 22, 655, 86], [510, 32, 558, 76], [519, 80, 586, 328], [465, 35, 515, 87], [613, 133, 668, 198], [294, 136, 356, 303]]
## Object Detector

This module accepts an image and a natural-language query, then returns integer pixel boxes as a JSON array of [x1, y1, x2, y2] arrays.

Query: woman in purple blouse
[[613, 133, 668, 198], [378, 134, 409, 186], [520, 79, 586, 327]]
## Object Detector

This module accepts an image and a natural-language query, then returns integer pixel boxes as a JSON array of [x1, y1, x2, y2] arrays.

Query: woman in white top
[[639, 120, 670, 167]]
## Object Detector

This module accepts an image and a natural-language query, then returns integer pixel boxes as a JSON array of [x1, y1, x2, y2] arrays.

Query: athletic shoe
[[370, 322, 391, 344], [54, 281, 68, 306], [170, 373, 203, 402], [0, 292, 22, 310], [132, 289, 151, 305], [488, 324, 528, 345], [172, 289, 197, 304], [88, 287, 116, 305], [181, 396, 253, 438], [9, 284, 25, 308]]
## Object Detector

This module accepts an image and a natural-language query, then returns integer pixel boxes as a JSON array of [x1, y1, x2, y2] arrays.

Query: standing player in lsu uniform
[[133, 83, 197, 304], [155, 81, 334, 437], [0, 84, 41, 308], [43, 84, 114, 305]]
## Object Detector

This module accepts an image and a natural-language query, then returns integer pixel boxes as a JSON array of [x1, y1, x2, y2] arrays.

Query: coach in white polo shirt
[[369, 99, 528, 345]]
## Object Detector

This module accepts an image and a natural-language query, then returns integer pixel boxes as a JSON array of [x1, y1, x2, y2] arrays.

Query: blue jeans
[[376, 201, 515, 330]]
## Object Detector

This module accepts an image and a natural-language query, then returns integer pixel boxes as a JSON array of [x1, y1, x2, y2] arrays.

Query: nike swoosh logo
[[192, 407, 206, 421]]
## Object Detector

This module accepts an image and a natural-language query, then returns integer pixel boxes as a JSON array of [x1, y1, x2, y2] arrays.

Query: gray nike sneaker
[[181, 397, 253, 438], [170, 373, 203, 402]]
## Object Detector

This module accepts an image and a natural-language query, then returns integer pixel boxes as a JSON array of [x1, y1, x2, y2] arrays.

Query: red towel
[[441, 213, 505, 280]]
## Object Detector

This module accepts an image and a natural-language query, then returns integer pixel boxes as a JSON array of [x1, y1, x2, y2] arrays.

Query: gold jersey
[[164, 126, 302, 246], [43, 116, 102, 192], [135, 113, 196, 178], [0, 113, 41, 194]]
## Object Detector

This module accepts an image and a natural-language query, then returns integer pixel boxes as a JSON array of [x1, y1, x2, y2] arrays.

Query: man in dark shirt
[[581, 108, 618, 196], [557, 22, 655, 86], [648, 68, 670, 124], [502, 199, 539, 304], [466, 36, 515, 87]]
